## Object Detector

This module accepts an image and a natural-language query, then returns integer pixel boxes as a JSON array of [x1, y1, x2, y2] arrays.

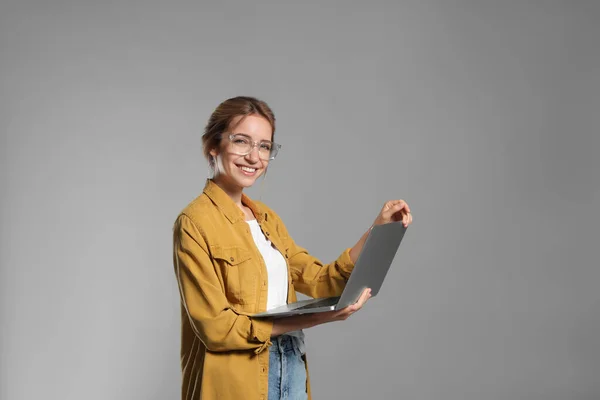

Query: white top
[[246, 219, 288, 310], [246, 219, 305, 354]]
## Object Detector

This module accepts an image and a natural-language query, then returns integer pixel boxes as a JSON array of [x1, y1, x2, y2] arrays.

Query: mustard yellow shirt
[[172, 179, 355, 400]]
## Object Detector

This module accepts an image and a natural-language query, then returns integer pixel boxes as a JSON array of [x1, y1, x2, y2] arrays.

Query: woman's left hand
[[372, 199, 413, 228]]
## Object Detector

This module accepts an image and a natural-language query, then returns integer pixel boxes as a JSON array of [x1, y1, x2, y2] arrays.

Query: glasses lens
[[258, 142, 274, 160], [230, 134, 251, 154], [229, 134, 280, 160], [266, 144, 279, 160]]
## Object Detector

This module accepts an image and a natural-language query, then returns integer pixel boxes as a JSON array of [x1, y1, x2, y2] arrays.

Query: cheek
[[229, 155, 246, 166], [220, 153, 238, 166], [257, 160, 269, 171]]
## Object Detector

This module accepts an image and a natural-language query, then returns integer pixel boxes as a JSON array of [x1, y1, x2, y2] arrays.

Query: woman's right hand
[[270, 288, 372, 337]]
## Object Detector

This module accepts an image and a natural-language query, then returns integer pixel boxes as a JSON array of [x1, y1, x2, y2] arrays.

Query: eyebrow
[[231, 133, 273, 143]]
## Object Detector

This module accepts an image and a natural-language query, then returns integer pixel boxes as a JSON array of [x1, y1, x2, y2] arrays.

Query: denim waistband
[[270, 334, 295, 353]]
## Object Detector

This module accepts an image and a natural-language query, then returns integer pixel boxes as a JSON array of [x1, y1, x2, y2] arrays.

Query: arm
[[348, 228, 371, 264], [274, 200, 411, 299], [270, 200, 413, 334], [173, 214, 273, 353], [271, 288, 373, 336], [278, 218, 355, 299], [285, 227, 371, 299]]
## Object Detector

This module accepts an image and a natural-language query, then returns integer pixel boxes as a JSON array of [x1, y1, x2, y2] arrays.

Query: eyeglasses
[[225, 133, 281, 160]]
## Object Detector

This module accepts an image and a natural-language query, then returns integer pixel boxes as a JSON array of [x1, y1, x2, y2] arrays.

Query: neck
[[211, 175, 244, 207]]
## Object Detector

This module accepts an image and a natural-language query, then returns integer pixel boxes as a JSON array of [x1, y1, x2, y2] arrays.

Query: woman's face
[[210, 114, 273, 191]]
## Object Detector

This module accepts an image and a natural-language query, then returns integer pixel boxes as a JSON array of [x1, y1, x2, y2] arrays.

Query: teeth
[[240, 166, 256, 173]]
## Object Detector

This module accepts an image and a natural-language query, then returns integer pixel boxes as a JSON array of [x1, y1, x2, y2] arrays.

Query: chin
[[228, 171, 263, 189], [238, 175, 263, 188]]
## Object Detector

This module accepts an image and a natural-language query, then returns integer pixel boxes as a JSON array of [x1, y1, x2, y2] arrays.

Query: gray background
[[1, 1, 599, 399]]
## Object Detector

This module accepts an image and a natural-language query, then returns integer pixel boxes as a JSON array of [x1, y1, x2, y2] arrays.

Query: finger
[[359, 288, 371, 303], [360, 291, 372, 307], [382, 202, 407, 220], [362, 287, 371, 299], [341, 294, 372, 320], [347, 294, 372, 319], [334, 288, 372, 319], [355, 288, 372, 308], [400, 201, 410, 214], [388, 199, 409, 213], [383, 200, 400, 210], [384, 200, 405, 211]]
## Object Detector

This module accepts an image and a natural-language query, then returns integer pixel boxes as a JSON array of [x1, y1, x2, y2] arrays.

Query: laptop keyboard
[[292, 297, 340, 311]]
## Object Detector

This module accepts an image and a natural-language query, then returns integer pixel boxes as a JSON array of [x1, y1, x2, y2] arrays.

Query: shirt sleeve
[[173, 214, 273, 353], [273, 213, 355, 299]]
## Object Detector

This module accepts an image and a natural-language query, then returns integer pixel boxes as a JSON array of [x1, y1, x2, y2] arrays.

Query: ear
[[209, 148, 218, 157]]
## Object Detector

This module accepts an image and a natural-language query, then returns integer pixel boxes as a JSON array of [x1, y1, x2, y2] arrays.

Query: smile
[[237, 165, 258, 175]]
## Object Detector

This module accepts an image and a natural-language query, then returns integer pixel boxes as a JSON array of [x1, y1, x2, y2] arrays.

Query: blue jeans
[[268, 335, 308, 400]]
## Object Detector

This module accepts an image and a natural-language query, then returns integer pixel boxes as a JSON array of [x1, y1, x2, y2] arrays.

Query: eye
[[233, 137, 250, 145], [260, 142, 273, 151]]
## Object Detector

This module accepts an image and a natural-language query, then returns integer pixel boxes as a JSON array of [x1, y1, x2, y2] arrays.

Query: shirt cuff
[[250, 318, 273, 354]]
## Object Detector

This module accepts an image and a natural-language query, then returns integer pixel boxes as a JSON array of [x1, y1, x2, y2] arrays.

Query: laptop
[[252, 221, 407, 318]]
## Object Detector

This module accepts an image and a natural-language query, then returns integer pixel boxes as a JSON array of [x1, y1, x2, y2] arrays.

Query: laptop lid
[[335, 221, 407, 309]]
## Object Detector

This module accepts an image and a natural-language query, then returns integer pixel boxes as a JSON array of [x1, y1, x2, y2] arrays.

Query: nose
[[245, 144, 260, 162]]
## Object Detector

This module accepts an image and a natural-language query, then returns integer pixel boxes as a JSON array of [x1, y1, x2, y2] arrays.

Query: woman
[[173, 96, 412, 400]]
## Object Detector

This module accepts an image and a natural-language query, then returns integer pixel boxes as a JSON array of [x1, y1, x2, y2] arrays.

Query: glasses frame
[[225, 133, 282, 161]]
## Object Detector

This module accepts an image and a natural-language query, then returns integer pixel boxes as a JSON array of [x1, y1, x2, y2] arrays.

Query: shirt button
[[230, 257, 234, 262], [265, 232, 270, 236]]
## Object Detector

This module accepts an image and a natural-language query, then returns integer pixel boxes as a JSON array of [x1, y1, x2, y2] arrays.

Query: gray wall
[[1, 1, 599, 399]]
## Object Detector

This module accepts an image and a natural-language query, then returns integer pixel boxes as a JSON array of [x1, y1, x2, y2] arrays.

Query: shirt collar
[[202, 179, 266, 224]]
